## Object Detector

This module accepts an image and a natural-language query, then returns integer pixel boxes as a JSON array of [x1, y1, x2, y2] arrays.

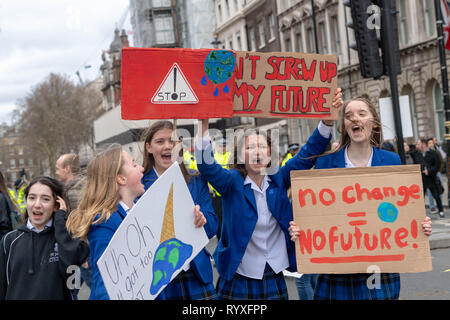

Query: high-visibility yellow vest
[[210, 151, 231, 197], [183, 150, 198, 171], [10, 186, 26, 214], [281, 153, 293, 167]]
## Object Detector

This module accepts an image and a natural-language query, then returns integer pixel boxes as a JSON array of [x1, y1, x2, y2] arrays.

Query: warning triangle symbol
[[151, 63, 199, 104]]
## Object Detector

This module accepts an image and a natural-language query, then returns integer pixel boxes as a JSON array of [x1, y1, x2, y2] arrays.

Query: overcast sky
[[0, 0, 132, 125]]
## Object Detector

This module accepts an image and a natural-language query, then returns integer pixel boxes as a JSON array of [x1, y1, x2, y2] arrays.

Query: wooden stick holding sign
[[290, 165, 432, 274]]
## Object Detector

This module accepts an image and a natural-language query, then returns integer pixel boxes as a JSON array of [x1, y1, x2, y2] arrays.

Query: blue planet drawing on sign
[[377, 202, 399, 223], [201, 50, 236, 96], [150, 238, 193, 295]]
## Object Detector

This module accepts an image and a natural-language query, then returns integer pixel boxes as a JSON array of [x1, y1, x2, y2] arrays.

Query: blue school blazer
[[195, 128, 331, 281], [141, 169, 218, 284], [314, 146, 401, 169], [88, 204, 128, 300]]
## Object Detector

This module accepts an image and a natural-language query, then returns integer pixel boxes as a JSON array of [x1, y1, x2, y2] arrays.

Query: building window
[[399, 0, 409, 45], [228, 37, 233, 50], [236, 31, 242, 50], [296, 32, 303, 52], [268, 13, 276, 41], [318, 22, 328, 54], [19, 159, 24, 166], [217, 4, 222, 24], [225, 0, 230, 18], [433, 82, 445, 141], [307, 27, 315, 53], [330, 16, 341, 55], [234, 0, 239, 12], [285, 37, 292, 52], [249, 27, 256, 51], [28, 159, 33, 166], [10, 159, 15, 168], [9, 148, 14, 156], [154, 13, 175, 44], [18, 148, 23, 155], [152, 0, 171, 7], [423, 0, 436, 37], [258, 21, 266, 47]]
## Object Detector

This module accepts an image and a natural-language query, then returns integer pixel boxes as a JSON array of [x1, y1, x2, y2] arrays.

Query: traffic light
[[344, 0, 401, 79], [344, 0, 383, 79]]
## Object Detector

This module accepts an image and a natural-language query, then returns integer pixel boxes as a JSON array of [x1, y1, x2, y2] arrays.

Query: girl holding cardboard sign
[[289, 97, 432, 300], [141, 120, 218, 300], [195, 89, 343, 300]]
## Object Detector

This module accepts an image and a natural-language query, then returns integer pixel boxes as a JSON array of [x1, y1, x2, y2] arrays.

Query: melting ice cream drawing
[[150, 183, 193, 295]]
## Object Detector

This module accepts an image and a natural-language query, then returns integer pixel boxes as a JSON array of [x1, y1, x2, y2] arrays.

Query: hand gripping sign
[[290, 165, 432, 274], [97, 163, 209, 300]]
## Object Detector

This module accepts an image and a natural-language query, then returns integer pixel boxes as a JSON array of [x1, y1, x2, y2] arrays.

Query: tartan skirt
[[216, 264, 289, 300], [314, 273, 401, 300], [156, 268, 217, 300]]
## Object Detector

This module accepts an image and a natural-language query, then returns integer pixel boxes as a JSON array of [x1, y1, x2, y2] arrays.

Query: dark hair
[[24, 176, 67, 221], [0, 171, 19, 212], [141, 120, 197, 184]]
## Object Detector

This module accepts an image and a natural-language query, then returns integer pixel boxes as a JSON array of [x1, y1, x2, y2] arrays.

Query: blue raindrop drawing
[[202, 50, 236, 96]]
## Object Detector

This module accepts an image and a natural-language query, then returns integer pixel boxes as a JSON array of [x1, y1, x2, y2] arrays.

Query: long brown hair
[[0, 171, 19, 212], [66, 144, 125, 242], [334, 97, 383, 153], [141, 120, 197, 184]]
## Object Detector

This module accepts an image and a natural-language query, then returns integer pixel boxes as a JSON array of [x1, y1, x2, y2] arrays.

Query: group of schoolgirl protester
[[0, 88, 433, 300]]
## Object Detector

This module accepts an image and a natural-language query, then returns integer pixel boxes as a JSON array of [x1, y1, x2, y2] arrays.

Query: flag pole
[[434, 0, 450, 208]]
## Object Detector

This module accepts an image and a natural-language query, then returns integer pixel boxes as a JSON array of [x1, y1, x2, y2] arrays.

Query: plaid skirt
[[156, 268, 217, 300], [216, 264, 288, 300], [314, 273, 401, 300]]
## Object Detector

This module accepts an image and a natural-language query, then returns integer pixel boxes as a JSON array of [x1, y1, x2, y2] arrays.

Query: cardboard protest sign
[[291, 165, 432, 274], [233, 51, 339, 119], [121, 48, 236, 120], [97, 163, 209, 299]]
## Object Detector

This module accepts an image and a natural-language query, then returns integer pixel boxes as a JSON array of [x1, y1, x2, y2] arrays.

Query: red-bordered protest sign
[[121, 48, 236, 120]]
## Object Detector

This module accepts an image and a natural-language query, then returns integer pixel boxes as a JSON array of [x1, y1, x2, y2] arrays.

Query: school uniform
[[88, 203, 129, 300], [313, 146, 401, 300], [0, 211, 89, 300], [195, 124, 332, 299], [142, 168, 218, 300]]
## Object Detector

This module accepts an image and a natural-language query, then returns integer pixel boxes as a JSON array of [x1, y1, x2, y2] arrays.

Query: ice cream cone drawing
[[150, 183, 193, 295], [160, 184, 175, 244]]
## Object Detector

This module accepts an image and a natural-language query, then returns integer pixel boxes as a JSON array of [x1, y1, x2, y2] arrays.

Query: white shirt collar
[[344, 146, 373, 168], [26, 218, 53, 233], [119, 201, 131, 213], [244, 175, 271, 193]]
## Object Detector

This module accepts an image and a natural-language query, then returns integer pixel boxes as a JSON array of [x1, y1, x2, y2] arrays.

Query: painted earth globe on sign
[[150, 238, 193, 295], [202, 50, 236, 96]]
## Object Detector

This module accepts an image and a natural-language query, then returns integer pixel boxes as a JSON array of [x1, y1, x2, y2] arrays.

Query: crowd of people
[[0, 90, 436, 300]]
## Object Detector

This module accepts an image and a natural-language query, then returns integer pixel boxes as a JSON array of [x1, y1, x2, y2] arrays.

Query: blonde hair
[[66, 145, 124, 242]]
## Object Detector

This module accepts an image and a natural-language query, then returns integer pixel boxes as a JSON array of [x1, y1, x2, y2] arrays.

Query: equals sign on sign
[[347, 212, 367, 226]]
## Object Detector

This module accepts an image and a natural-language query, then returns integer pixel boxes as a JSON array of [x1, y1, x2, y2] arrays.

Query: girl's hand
[[56, 196, 67, 212], [194, 205, 207, 228], [289, 221, 300, 242], [421, 217, 432, 237], [323, 88, 343, 127], [198, 119, 209, 137]]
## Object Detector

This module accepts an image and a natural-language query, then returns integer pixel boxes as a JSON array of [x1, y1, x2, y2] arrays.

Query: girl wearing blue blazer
[[289, 98, 432, 300], [141, 120, 218, 300], [194, 89, 342, 300]]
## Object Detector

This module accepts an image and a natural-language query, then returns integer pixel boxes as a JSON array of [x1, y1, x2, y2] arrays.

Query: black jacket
[[412, 149, 441, 189], [0, 210, 89, 300], [0, 192, 13, 239]]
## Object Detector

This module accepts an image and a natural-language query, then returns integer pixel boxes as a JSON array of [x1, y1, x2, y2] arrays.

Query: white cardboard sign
[[379, 96, 413, 141], [97, 162, 209, 300]]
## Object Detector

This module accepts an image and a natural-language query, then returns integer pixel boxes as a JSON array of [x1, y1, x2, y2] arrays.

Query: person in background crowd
[[281, 143, 300, 167], [0, 176, 89, 300], [289, 97, 432, 300], [13, 178, 27, 214], [55, 153, 92, 297], [425, 138, 445, 215], [0, 172, 18, 239], [141, 121, 217, 300], [404, 142, 415, 165], [415, 138, 445, 218]]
